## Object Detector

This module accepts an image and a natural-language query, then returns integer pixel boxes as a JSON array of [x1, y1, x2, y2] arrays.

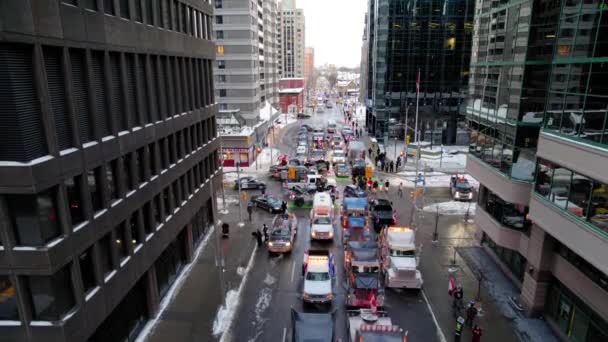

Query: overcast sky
[[296, 0, 367, 68]]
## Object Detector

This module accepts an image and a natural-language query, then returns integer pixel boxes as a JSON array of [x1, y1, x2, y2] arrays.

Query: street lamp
[[236, 162, 245, 227]]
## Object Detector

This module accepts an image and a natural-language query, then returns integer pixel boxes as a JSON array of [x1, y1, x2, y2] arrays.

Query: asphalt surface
[[225, 103, 441, 342]]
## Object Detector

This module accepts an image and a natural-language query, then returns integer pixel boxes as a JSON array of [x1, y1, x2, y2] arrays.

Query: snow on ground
[[423, 201, 476, 216], [389, 172, 479, 189], [384, 141, 469, 171], [212, 243, 258, 340], [222, 147, 281, 182], [274, 113, 297, 129]]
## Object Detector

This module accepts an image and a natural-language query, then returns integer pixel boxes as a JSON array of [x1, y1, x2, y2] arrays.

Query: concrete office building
[[466, 0, 608, 340], [214, 0, 280, 125], [0, 1, 219, 341], [359, 13, 368, 105], [364, 0, 473, 144], [304, 46, 314, 88], [278, 0, 305, 78]]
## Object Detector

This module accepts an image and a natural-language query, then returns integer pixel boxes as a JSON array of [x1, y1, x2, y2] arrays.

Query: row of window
[[0, 42, 215, 162], [477, 185, 531, 233], [535, 158, 608, 236], [482, 233, 527, 282], [0, 197, 213, 322], [2, 123, 218, 247], [63, 0, 213, 40]]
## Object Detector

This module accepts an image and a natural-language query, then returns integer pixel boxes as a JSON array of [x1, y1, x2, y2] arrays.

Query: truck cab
[[302, 250, 334, 304], [450, 175, 474, 201], [379, 226, 423, 289], [347, 309, 407, 342], [369, 199, 396, 233], [344, 241, 384, 309]]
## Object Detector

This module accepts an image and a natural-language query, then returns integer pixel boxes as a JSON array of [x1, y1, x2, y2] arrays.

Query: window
[[134, 0, 143, 22], [27, 265, 75, 321], [99, 233, 114, 277], [218, 60, 225, 69], [154, 194, 163, 226], [149, 142, 159, 176], [65, 176, 86, 227], [119, 0, 130, 19], [6, 190, 61, 246], [145, 0, 153, 24], [0, 276, 19, 320], [69, 49, 94, 144], [219, 89, 227, 97], [43, 46, 74, 151], [216, 15, 223, 24], [115, 222, 130, 260], [82, 0, 98, 10], [163, 187, 172, 216], [143, 202, 155, 235], [107, 160, 120, 202], [130, 212, 142, 247], [216, 45, 224, 55], [215, 0, 222, 9], [123, 154, 135, 191], [104, 0, 115, 15], [79, 246, 97, 293], [88, 168, 104, 212], [216, 31, 224, 39]]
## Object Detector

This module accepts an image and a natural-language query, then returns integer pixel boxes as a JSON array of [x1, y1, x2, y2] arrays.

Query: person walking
[[253, 228, 263, 246], [384, 180, 390, 193], [262, 224, 269, 242], [396, 157, 401, 170], [465, 302, 478, 326], [368, 147, 373, 158], [397, 182, 403, 198], [471, 325, 482, 342], [376, 147, 380, 156], [367, 178, 373, 192], [247, 202, 253, 221], [281, 200, 287, 213], [390, 160, 394, 173], [377, 159, 382, 170], [454, 316, 465, 342], [372, 180, 379, 194]]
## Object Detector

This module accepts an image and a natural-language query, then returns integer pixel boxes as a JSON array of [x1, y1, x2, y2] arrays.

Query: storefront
[[221, 132, 257, 167], [546, 278, 608, 342], [222, 147, 253, 167]]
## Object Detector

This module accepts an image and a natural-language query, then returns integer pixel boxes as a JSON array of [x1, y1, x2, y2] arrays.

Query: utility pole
[[236, 162, 244, 227], [433, 206, 440, 242]]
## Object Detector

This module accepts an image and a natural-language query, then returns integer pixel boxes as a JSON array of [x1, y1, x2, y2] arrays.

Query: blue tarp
[[343, 197, 367, 210], [347, 216, 366, 228]]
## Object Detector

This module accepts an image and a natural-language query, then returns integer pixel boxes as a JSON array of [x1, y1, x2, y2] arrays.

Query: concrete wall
[[466, 155, 532, 205]]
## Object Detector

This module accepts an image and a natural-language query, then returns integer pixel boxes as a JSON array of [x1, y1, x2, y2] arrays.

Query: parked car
[[335, 163, 351, 177], [251, 195, 286, 213], [343, 185, 367, 198], [234, 177, 266, 190]]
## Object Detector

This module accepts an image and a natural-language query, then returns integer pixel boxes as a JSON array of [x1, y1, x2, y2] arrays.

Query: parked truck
[[379, 226, 423, 289]]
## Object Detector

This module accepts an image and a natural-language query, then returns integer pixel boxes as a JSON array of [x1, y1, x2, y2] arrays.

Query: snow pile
[[254, 288, 273, 324], [260, 101, 278, 121], [387, 172, 479, 189], [423, 201, 476, 216]]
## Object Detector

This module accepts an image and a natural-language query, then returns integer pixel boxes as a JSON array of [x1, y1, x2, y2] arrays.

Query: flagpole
[[414, 68, 420, 145]]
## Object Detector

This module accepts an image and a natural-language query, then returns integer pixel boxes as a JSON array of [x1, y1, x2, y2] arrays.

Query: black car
[[251, 195, 286, 213], [343, 185, 367, 198], [369, 198, 395, 232], [234, 177, 266, 190], [288, 185, 314, 207], [291, 309, 334, 342], [352, 159, 366, 177], [300, 124, 313, 132]]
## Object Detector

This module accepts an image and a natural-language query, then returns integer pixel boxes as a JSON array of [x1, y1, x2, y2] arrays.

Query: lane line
[[282, 327, 287, 342], [421, 289, 447, 342], [290, 262, 296, 283]]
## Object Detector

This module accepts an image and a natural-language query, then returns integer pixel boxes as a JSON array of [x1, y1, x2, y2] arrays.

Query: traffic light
[[288, 165, 296, 179], [365, 165, 373, 179], [406, 135, 411, 144], [241, 191, 247, 201]]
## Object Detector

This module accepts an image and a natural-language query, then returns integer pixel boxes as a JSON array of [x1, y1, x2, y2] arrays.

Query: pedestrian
[[453, 286, 464, 317], [262, 224, 269, 242], [372, 180, 378, 193], [465, 302, 478, 326], [397, 182, 403, 198], [281, 200, 287, 213], [261, 188, 266, 196], [367, 178, 373, 191], [390, 160, 394, 173], [368, 147, 373, 157], [377, 159, 382, 170], [384, 180, 389, 193], [396, 157, 401, 170], [253, 229, 263, 246], [471, 325, 482, 342], [454, 316, 465, 342], [352, 176, 357, 185], [376, 147, 380, 156], [378, 179, 384, 192], [247, 202, 253, 221]]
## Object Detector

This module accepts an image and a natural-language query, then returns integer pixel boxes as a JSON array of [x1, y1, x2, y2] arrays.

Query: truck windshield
[[313, 217, 332, 224], [456, 182, 472, 190], [374, 205, 392, 211], [271, 229, 290, 237], [389, 249, 415, 257], [353, 266, 379, 273], [306, 272, 330, 281]]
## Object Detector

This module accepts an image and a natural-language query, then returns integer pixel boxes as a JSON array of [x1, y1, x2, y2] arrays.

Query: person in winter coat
[[372, 180, 379, 193], [247, 202, 253, 221], [281, 201, 287, 213], [262, 224, 269, 242], [367, 178, 373, 191], [368, 147, 373, 157], [384, 180, 390, 193], [390, 160, 394, 173], [471, 325, 482, 342], [396, 157, 401, 170], [465, 302, 478, 326]]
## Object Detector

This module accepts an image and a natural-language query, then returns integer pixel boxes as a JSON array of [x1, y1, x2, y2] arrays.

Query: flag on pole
[[416, 69, 420, 95], [448, 275, 456, 296], [369, 291, 378, 314]]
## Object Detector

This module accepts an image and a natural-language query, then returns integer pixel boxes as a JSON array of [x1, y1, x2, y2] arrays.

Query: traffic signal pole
[[236, 162, 244, 227]]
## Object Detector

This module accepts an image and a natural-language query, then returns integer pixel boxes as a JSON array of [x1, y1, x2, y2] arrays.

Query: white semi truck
[[379, 226, 423, 289]]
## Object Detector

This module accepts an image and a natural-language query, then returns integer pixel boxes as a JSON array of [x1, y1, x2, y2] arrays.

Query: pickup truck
[[302, 250, 334, 304], [311, 215, 334, 241], [369, 199, 396, 233], [283, 174, 323, 192]]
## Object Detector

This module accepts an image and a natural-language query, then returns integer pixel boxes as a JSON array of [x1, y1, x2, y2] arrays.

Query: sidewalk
[[139, 214, 258, 342]]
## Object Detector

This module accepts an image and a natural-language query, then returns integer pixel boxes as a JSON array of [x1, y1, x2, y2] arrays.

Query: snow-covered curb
[[135, 225, 216, 342], [212, 243, 258, 341], [423, 201, 476, 216]]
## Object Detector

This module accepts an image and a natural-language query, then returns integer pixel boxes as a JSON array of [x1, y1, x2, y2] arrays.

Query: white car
[[311, 215, 334, 241], [302, 250, 334, 304], [331, 149, 347, 165]]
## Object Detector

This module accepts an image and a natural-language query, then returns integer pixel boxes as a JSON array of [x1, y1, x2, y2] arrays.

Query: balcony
[[538, 130, 608, 185], [529, 193, 608, 276], [466, 153, 533, 205]]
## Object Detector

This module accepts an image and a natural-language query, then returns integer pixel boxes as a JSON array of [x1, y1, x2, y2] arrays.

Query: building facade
[[364, 0, 474, 144], [214, 0, 279, 125], [0, 1, 219, 341], [304, 46, 315, 88], [360, 13, 369, 105], [466, 0, 608, 340], [278, 78, 305, 114], [278, 0, 305, 78]]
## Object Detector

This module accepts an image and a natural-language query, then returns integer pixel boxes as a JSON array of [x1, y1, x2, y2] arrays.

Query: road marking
[[290, 262, 296, 283], [282, 327, 287, 342], [421, 290, 447, 342]]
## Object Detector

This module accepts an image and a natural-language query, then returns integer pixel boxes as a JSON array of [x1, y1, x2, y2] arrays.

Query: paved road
[[225, 103, 441, 342]]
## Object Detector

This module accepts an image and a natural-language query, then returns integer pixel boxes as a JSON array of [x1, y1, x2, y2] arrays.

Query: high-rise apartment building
[[0, 1, 219, 341], [278, 0, 305, 78], [360, 13, 369, 105], [364, 0, 473, 144], [214, 0, 280, 125], [304, 47, 315, 88], [466, 0, 608, 339]]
